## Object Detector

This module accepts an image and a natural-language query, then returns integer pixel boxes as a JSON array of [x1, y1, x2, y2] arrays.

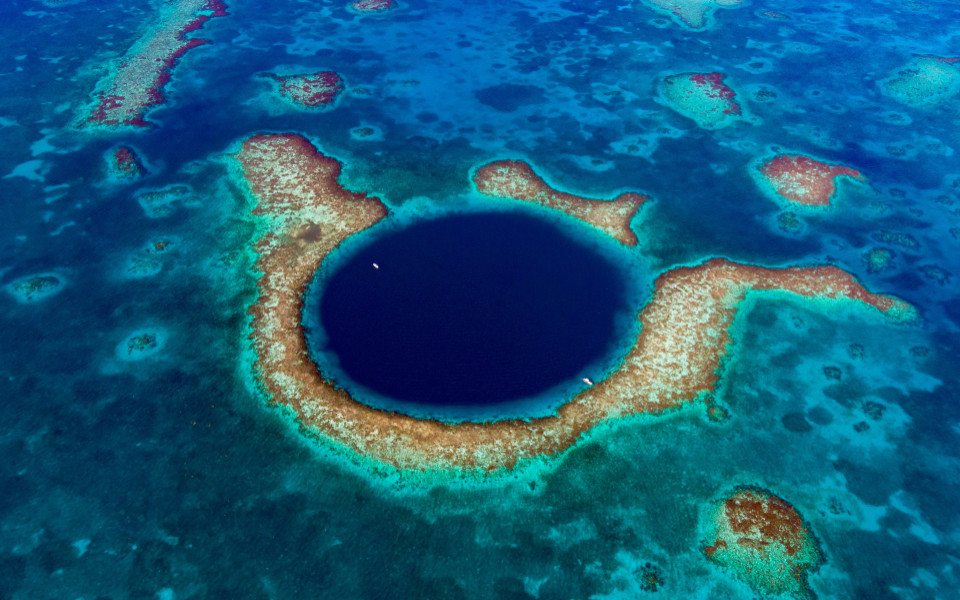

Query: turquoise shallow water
[[1, 0, 958, 598]]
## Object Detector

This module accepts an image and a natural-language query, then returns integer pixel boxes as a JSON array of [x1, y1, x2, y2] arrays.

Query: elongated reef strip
[[474, 160, 646, 246], [237, 133, 912, 473], [82, 0, 228, 128]]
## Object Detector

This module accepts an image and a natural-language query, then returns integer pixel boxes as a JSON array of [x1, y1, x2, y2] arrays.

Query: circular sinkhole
[[303, 209, 640, 422]]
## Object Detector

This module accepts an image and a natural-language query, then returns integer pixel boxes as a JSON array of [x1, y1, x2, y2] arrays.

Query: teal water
[[1, 0, 958, 598]]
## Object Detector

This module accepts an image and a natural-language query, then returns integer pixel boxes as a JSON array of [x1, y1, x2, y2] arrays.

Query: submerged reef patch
[[871, 229, 919, 250], [776, 211, 804, 234], [266, 71, 345, 109], [106, 145, 147, 180], [880, 55, 960, 106], [920, 264, 952, 285], [123, 238, 177, 278], [639, 0, 742, 30], [235, 132, 912, 474], [637, 562, 665, 592], [81, 0, 228, 128], [752, 153, 865, 208], [864, 247, 895, 274], [757, 9, 790, 20], [6, 273, 65, 303], [116, 328, 168, 361], [349, 0, 396, 14], [350, 125, 382, 141], [704, 487, 823, 599], [125, 255, 163, 278], [135, 184, 192, 219], [659, 72, 750, 130]]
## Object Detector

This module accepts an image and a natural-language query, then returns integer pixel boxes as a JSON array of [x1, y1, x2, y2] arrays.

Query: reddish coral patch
[[758, 154, 864, 207], [108, 145, 146, 179], [271, 71, 345, 108], [690, 72, 741, 114], [82, 0, 229, 129], [660, 71, 747, 129], [705, 487, 823, 598]]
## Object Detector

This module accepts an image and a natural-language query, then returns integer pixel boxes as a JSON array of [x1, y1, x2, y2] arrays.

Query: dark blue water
[[309, 211, 632, 413]]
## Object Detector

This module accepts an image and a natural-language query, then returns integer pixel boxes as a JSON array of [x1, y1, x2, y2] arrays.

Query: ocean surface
[[1, 0, 958, 598]]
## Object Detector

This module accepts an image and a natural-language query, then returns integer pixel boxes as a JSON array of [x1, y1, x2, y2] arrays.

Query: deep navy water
[[310, 211, 632, 416], [1, 0, 959, 598]]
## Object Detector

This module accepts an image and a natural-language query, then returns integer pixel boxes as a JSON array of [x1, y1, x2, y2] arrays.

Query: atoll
[[6, 274, 64, 303], [267, 71, 344, 109], [753, 153, 865, 208], [81, 0, 228, 128], [659, 72, 747, 130], [639, 0, 742, 30], [880, 55, 960, 106], [234, 133, 914, 473], [473, 160, 646, 246], [106, 145, 146, 180], [704, 487, 823, 599]]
